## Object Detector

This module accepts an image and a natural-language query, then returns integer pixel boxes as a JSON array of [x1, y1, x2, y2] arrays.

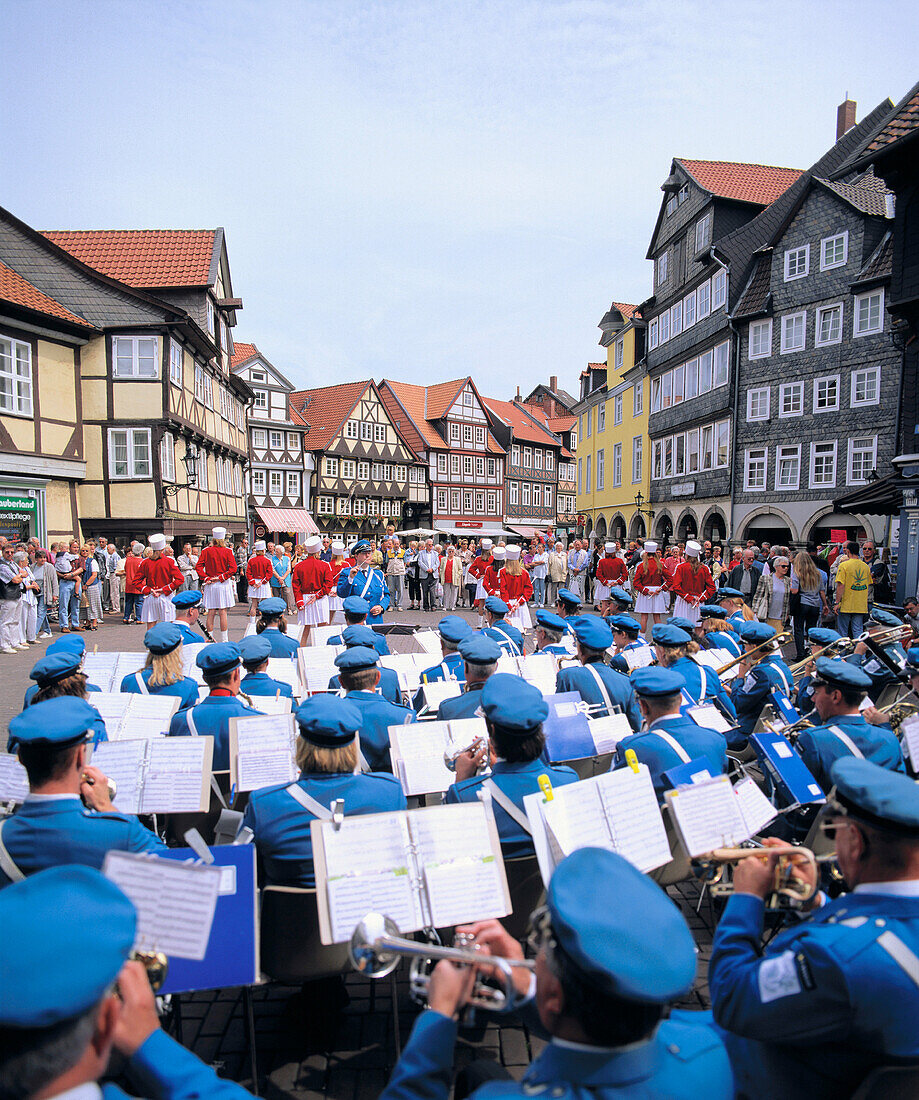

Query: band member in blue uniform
[[120, 623, 199, 709], [844, 608, 909, 702], [794, 627, 844, 716], [725, 621, 793, 746], [612, 666, 728, 799], [480, 595, 524, 656], [325, 624, 402, 702], [652, 622, 737, 722], [710, 757, 919, 1099], [167, 643, 263, 770], [335, 540, 389, 624], [0, 865, 255, 1098], [238, 634, 293, 699], [608, 613, 650, 654], [699, 604, 743, 657], [717, 587, 747, 631], [555, 615, 641, 729], [240, 694, 406, 887], [171, 588, 208, 644], [255, 595, 300, 657], [381, 847, 732, 1100], [534, 609, 570, 655], [21, 651, 107, 745], [444, 674, 578, 857], [336, 646, 415, 771], [436, 635, 501, 721], [0, 698, 165, 886], [326, 595, 390, 655], [607, 585, 635, 615], [554, 587, 581, 631], [23, 634, 101, 708], [413, 615, 472, 710]]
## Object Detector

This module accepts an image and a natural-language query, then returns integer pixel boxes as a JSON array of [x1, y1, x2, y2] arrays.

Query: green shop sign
[[0, 496, 36, 519]]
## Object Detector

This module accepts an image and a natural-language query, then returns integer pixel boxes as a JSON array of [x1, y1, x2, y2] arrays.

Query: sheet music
[[114, 652, 146, 684], [592, 767, 670, 872], [302, 624, 342, 647], [541, 783, 613, 855], [266, 657, 301, 696], [413, 629, 442, 656], [412, 801, 494, 866], [327, 869, 421, 943], [322, 812, 412, 878], [89, 693, 175, 740], [249, 694, 293, 715], [304, 668, 338, 694], [496, 655, 519, 677], [424, 858, 506, 928], [588, 714, 631, 752], [89, 740, 148, 813], [901, 716, 919, 762], [82, 652, 121, 691], [733, 777, 777, 836], [687, 704, 733, 734], [389, 722, 454, 795], [422, 680, 461, 710], [0, 753, 29, 803], [103, 851, 221, 960], [380, 653, 428, 692], [665, 774, 749, 856], [298, 645, 340, 667], [141, 738, 212, 813], [233, 714, 297, 791], [181, 644, 208, 686], [622, 647, 655, 670]]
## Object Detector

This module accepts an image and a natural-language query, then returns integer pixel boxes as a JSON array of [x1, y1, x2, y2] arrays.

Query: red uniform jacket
[[499, 569, 533, 610], [633, 560, 666, 593], [483, 564, 502, 596], [292, 557, 333, 607], [246, 555, 274, 586], [137, 554, 184, 596], [467, 555, 493, 581], [196, 545, 237, 583], [596, 556, 628, 587], [668, 561, 715, 604]]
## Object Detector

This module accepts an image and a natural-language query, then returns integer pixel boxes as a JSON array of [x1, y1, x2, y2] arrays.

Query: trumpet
[[349, 912, 534, 1012], [715, 631, 792, 676], [691, 845, 836, 909], [444, 736, 487, 771], [763, 715, 815, 742], [129, 950, 169, 992], [786, 637, 857, 676], [874, 695, 919, 731]]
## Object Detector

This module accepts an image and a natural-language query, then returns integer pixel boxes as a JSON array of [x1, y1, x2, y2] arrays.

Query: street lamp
[[161, 441, 200, 506], [633, 491, 655, 520]]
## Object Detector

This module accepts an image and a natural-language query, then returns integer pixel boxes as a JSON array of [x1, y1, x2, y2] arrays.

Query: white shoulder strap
[[492, 623, 520, 657], [358, 569, 375, 600], [0, 822, 25, 882], [185, 708, 199, 737], [585, 662, 615, 715], [652, 728, 692, 763], [134, 671, 150, 695], [285, 783, 333, 819], [827, 726, 866, 759], [482, 779, 532, 834]]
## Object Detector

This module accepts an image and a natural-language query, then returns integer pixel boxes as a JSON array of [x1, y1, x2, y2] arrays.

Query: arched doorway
[[742, 510, 795, 548], [629, 513, 646, 541], [594, 515, 607, 543], [703, 509, 727, 544], [612, 513, 627, 542], [655, 512, 673, 543], [806, 511, 868, 546], [677, 510, 697, 541]]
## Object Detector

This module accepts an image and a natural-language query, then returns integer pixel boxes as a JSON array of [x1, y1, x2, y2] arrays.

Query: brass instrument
[[715, 631, 792, 676], [349, 912, 534, 1012], [691, 845, 835, 909], [444, 736, 487, 771], [874, 695, 919, 731], [130, 950, 169, 992], [788, 625, 910, 678], [763, 715, 815, 742]]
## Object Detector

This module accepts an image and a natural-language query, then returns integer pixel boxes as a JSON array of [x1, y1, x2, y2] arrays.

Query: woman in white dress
[[327, 541, 348, 623], [196, 527, 238, 642], [632, 541, 669, 634], [500, 545, 533, 632]]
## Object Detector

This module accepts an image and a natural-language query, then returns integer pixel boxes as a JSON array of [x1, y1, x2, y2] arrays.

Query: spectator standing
[[15, 550, 40, 643], [722, 547, 763, 606], [105, 543, 122, 613], [417, 539, 439, 612], [835, 539, 872, 637], [234, 536, 249, 603], [270, 542, 294, 612], [404, 541, 421, 610], [320, 535, 333, 562], [546, 541, 567, 608], [31, 549, 55, 638], [55, 538, 83, 632], [790, 550, 830, 660], [529, 539, 548, 607], [871, 547, 894, 605], [439, 544, 461, 611], [122, 542, 145, 624], [752, 554, 791, 632], [177, 542, 199, 592], [0, 543, 27, 652], [80, 544, 104, 630], [385, 542, 405, 611], [566, 539, 588, 600]]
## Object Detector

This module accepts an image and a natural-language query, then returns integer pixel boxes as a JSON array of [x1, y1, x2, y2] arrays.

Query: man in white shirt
[[566, 539, 588, 600], [417, 539, 440, 612]]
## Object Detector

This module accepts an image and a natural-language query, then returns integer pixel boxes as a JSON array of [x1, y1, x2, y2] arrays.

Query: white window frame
[[509, 481, 519, 506], [252, 469, 266, 496], [854, 289, 885, 336], [521, 482, 531, 506], [108, 428, 151, 479], [784, 245, 810, 281], [612, 442, 622, 487], [287, 432, 299, 450], [344, 420, 358, 439], [649, 320, 659, 349], [697, 280, 711, 319], [851, 365, 881, 408], [614, 393, 623, 425], [596, 448, 604, 491], [780, 311, 806, 353], [374, 424, 386, 443], [810, 441, 838, 488], [252, 387, 267, 410], [695, 213, 712, 254], [159, 433, 175, 482], [683, 290, 696, 329], [746, 387, 770, 421], [341, 459, 356, 480], [813, 374, 840, 413], [815, 303, 844, 347], [632, 436, 642, 483], [712, 269, 727, 310], [615, 338, 624, 369], [112, 336, 159, 379], [169, 340, 183, 385], [656, 250, 669, 287], [744, 448, 768, 492], [820, 231, 848, 271], [269, 429, 283, 450], [671, 300, 683, 337], [633, 381, 643, 416], [450, 421, 461, 442], [324, 456, 339, 477], [234, 464, 242, 496], [748, 319, 772, 359], [0, 335, 33, 416], [659, 309, 670, 343], [775, 444, 801, 491], [778, 381, 804, 418], [585, 454, 591, 493], [358, 460, 370, 480], [269, 470, 283, 496], [544, 484, 552, 510], [848, 435, 878, 485], [597, 403, 606, 432]]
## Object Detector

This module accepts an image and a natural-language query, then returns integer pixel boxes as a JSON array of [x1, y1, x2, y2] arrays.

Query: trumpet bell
[[349, 911, 402, 978], [131, 950, 169, 992]]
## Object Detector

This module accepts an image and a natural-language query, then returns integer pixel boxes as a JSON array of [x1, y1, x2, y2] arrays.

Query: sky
[[3, 1, 916, 398]]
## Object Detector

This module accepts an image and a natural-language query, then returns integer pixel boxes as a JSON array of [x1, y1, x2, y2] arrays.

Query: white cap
[[331, 540, 345, 554], [685, 540, 702, 558], [149, 533, 167, 551], [305, 535, 322, 552], [604, 542, 616, 552], [253, 540, 266, 551], [492, 546, 506, 560], [212, 527, 226, 540], [505, 545, 521, 560], [644, 541, 658, 553], [481, 538, 493, 550]]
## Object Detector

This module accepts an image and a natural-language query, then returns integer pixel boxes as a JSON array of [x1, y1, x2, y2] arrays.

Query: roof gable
[[677, 160, 803, 205], [483, 397, 561, 447], [229, 341, 295, 391], [290, 380, 370, 450], [40, 229, 220, 289]]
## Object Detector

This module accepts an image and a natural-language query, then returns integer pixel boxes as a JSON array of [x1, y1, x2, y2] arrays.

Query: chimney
[[516, 386, 521, 400], [836, 96, 856, 140], [550, 375, 558, 393]]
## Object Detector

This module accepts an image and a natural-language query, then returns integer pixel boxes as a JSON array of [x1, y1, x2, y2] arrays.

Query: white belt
[[483, 779, 531, 834]]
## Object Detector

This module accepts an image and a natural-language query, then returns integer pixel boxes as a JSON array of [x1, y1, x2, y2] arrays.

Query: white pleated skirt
[[594, 582, 611, 601], [298, 596, 330, 626], [203, 579, 236, 609], [507, 603, 532, 632], [329, 594, 344, 611], [635, 590, 669, 614], [140, 594, 176, 622], [247, 581, 271, 599], [474, 579, 487, 600], [672, 596, 701, 625]]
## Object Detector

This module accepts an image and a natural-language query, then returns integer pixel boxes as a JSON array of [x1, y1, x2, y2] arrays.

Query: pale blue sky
[[3, 1, 915, 396]]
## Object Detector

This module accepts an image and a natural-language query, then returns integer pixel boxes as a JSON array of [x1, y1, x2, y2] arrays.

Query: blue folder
[[542, 692, 595, 762], [750, 731, 825, 808]]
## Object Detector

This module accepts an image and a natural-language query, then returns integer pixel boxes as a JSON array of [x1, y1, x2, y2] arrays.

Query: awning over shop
[[834, 474, 903, 517], [255, 506, 319, 535], [508, 525, 553, 540], [434, 522, 517, 539]]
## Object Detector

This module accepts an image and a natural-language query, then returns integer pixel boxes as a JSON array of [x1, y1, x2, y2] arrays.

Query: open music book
[[620, 647, 655, 671], [301, 623, 343, 648], [181, 644, 207, 686], [89, 693, 179, 740], [496, 653, 558, 696], [412, 629, 443, 656], [685, 702, 734, 734], [297, 645, 345, 694], [244, 694, 293, 715], [418, 679, 462, 712], [379, 653, 433, 693], [312, 800, 510, 944], [664, 773, 778, 856], [82, 651, 147, 692], [0, 754, 29, 804], [266, 657, 302, 698], [389, 718, 488, 796], [523, 765, 672, 884], [229, 714, 298, 792], [89, 737, 214, 814]]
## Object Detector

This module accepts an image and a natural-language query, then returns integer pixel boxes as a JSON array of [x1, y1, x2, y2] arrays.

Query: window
[[475, 426, 485, 445], [252, 470, 266, 495], [585, 455, 592, 493], [196, 449, 209, 490], [463, 490, 473, 512], [269, 430, 283, 449], [451, 488, 461, 512], [341, 459, 356, 479], [169, 341, 183, 384], [612, 443, 622, 487], [671, 300, 683, 337], [252, 387, 267, 410], [701, 426, 714, 470], [250, 370, 267, 383], [615, 339, 624, 369], [287, 432, 299, 450], [684, 290, 696, 329], [269, 471, 283, 496], [815, 303, 843, 346], [779, 382, 804, 417], [0, 336, 32, 415], [775, 445, 800, 491], [324, 456, 339, 477], [112, 336, 158, 379], [656, 250, 669, 287], [203, 373, 213, 410], [463, 424, 474, 444], [664, 437, 673, 477], [448, 454, 459, 477], [450, 422, 461, 442], [234, 465, 242, 496], [315, 495, 331, 514], [345, 420, 358, 439], [749, 319, 772, 359], [596, 449, 605, 490], [854, 289, 884, 336], [522, 445, 532, 468], [338, 496, 351, 515], [747, 387, 770, 421], [614, 394, 623, 425], [159, 434, 175, 482], [784, 245, 810, 281], [463, 390, 474, 406], [206, 299, 215, 335], [662, 372, 672, 409], [717, 420, 730, 467], [684, 357, 698, 399], [712, 269, 727, 310], [463, 456, 473, 477], [358, 461, 370, 480], [545, 451, 554, 471], [474, 490, 484, 513], [813, 375, 840, 412], [397, 465, 406, 480], [687, 428, 699, 473], [699, 350, 713, 392], [633, 381, 643, 415], [577, 458, 582, 493], [632, 436, 642, 482], [851, 366, 880, 407], [697, 280, 711, 319], [522, 483, 531, 506], [652, 440, 662, 480], [649, 320, 659, 349], [544, 485, 553, 510], [379, 462, 391, 481], [532, 484, 541, 507], [695, 213, 712, 253], [714, 342, 729, 387], [744, 448, 768, 491], [597, 403, 606, 431], [821, 232, 848, 270], [584, 411, 591, 438], [108, 428, 150, 478], [810, 441, 837, 487], [216, 459, 225, 494], [848, 436, 877, 484], [486, 490, 497, 514], [437, 453, 447, 474], [659, 309, 670, 344], [368, 498, 379, 515], [533, 450, 542, 470], [781, 311, 806, 353], [509, 481, 519, 505], [374, 424, 386, 443], [511, 444, 520, 466]]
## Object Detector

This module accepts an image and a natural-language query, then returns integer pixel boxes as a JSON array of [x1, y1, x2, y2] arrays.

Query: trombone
[[350, 912, 534, 1012], [715, 631, 792, 676], [691, 845, 837, 909], [786, 624, 908, 678]]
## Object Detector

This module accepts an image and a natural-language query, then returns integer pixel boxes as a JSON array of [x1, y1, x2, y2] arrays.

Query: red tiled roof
[[0, 260, 93, 328], [547, 415, 577, 432], [483, 398, 560, 447], [380, 380, 448, 450], [610, 303, 637, 320], [289, 380, 370, 450], [677, 159, 802, 205], [866, 86, 919, 153], [230, 342, 257, 369], [41, 229, 217, 288], [380, 379, 505, 454], [587, 362, 606, 369], [425, 378, 468, 419]]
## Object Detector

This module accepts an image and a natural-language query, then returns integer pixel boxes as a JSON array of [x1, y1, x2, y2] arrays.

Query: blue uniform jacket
[[242, 770, 407, 887], [613, 715, 728, 799], [444, 759, 579, 858], [796, 713, 904, 793], [102, 1028, 255, 1099], [120, 668, 200, 710], [710, 889, 919, 1099], [327, 630, 390, 657], [344, 689, 415, 771], [240, 671, 293, 699], [670, 656, 737, 720], [730, 655, 794, 743], [795, 674, 817, 717], [327, 667, 402, 704], [413, 652, 466, 711], [436, 684, 487, 721], [258, 626, 300, 657], [555, 661, 642, 730], [174, 622, 206, 646], [706, 629, 743, 657], [167, 694, 264, 770], [0, 796, 165, 887], [539, 643, 569, 656], [336, 567, 390, 622], [847, 642, 908, 701], [481, 621, 523, 656], [381, 1008, 732, 1100]]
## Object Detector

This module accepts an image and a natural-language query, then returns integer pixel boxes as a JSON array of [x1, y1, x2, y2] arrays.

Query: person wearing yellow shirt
[[835, 540, 872, 638]]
